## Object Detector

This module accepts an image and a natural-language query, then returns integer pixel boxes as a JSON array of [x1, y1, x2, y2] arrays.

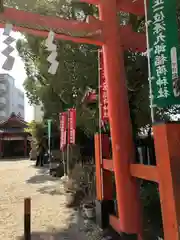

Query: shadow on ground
[[17, 213, 121, 240], [26, 164, 60, 184], [17, 211, 88, 240], [26, 173, 59, 184], [28, 164, 49, 172], [36, 185, 64, 196], [17, 219, 81, 240], [18, 226, 84, 240]]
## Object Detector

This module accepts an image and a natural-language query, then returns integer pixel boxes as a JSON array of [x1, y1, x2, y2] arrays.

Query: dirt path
[[0, 159, 78, 240]]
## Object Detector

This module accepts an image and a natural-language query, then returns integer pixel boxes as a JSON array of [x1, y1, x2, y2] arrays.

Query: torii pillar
[[99, 0, 141, 238]]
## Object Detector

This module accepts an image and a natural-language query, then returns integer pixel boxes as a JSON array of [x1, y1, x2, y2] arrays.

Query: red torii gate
[[0, 0, 180, 239], [0, 2, 143, 238], [0, 5, 145, 50]]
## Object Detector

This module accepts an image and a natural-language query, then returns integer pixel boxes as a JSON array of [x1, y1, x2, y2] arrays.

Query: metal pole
[[48, 130, 51, 169], [62, 150, 66, 176], [67, 110, 70, 176], [67, 144, 70, 176], [24, 198, 31, 240], [47, 119, 52, 170], [144, 0, 155, 122]]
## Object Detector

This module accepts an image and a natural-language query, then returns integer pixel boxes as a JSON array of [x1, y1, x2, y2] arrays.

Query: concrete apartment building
[[0, 74, 25, 120]]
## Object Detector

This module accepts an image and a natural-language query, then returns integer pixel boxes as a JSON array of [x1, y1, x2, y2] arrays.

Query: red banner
[[68, 108, 76, 145], [59, 112, 67, 151], [99, 50, 109, 122]]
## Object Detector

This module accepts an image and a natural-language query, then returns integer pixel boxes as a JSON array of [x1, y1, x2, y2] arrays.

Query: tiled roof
[[0, 113, 27, 127], [0, 128, 25, 133]]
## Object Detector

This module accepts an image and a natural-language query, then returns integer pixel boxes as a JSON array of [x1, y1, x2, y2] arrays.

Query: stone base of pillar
[[95, 199, 114, 229], [104, 228, 138, 240], [120, 233, 138, 240]]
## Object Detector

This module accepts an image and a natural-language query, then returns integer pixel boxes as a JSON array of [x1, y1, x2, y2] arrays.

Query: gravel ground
[[0, 159, 82, 240], [0, 159, 118, 240]]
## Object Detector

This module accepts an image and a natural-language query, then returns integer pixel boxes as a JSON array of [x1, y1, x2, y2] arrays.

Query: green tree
[[17, 36, 99, 132], [26, 120, 45, 143], [15, 0, 99, 134], [15, 1, 180, 135]]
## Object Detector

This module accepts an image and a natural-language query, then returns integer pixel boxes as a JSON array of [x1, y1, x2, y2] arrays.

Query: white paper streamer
[[45, 30, 59, 75], [1, 23, 15, 71]]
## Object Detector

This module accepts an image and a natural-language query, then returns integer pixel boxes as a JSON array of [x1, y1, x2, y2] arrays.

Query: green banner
[[149, 0, 180, 107]]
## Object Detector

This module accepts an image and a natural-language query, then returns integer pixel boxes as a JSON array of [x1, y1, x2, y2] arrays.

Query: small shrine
[[81, 87, 97, 108], [0, 113, 31, 158]]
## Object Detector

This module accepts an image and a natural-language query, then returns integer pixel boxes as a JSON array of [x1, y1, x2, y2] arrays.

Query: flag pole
[[144, 0, 155, 122], [67, 109, 70, 176], [62, 150, 66, 176], [60, 112, 67, 176], [47, 119, 52, 171]]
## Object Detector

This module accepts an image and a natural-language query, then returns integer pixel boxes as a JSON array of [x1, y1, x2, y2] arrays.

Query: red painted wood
[[103, 169, 113, 200], [100, 134, 113, 200], [0, 25, 103, 47], [95, 134, 103, 201], [101, 134, 110, 158], [130, 164, 159, 182], [99, 0, 142, 236], [0, 115, 27, 128], [103, 159, 114, 172], [109, 215, 121, 233], [117, 0, 144, 16], [120, 25, 146, 53], [0, 9, 145, 50], [0, 8, 102, 35], [153, 124, 180, 240]]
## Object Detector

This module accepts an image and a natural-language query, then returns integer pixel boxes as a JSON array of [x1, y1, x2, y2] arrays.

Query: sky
[[0, 29, 33, 122]]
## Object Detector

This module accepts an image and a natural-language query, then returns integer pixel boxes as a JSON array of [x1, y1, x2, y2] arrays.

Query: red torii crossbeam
[[0, 7, 145, 52]]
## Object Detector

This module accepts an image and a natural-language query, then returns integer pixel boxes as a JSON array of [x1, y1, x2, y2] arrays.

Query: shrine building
[[0, 112, 31, 158]]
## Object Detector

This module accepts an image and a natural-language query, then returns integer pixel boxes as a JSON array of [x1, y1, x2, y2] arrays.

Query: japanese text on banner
[[59, 112, 67, 151], [149, 0, 180, 107], [68, 109, 76, 145], [99, 50, 109, 122]]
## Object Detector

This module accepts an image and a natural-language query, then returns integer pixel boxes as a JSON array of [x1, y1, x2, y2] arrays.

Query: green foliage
[[16, 1, 180, 136], [140, 181, 163, 238], [17, 37, 99, 132], [26, 120, 45, 143], [16, 1, 99, 134], [4, 0, 73, 16], [16, 8, 149, 134]]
